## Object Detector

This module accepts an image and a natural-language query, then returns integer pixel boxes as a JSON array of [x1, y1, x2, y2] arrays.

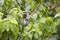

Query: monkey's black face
[[23, 14, 27, 18]]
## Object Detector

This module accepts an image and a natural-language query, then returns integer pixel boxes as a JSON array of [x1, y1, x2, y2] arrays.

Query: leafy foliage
[[0, 0, 60, 40]]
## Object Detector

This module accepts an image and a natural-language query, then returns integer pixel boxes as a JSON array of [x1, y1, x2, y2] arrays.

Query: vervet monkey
[[22, 11, 30, 26]]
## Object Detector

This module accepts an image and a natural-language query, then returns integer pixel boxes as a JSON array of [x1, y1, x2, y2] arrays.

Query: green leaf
[[56, 6, 60, 13], [9, 8, 18, 15], [32, 13, 37, 20], [0, 24, 5, 33], [9, 32, 17, 40], [46, 17, 53, 23], [1, 31, 9, 40], [0, 20, 5, 33], [13, 26, 19, 36], [0, 12, 3, 19], [31, 29, 35, 32], [10, 24, 19, 36], [39, 18, 46, 24], [5, 22, 10, 32], [9, 18, 18, 25]]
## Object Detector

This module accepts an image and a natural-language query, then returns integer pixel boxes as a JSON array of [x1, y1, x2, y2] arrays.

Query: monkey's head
[[23, 11, 28, 18]]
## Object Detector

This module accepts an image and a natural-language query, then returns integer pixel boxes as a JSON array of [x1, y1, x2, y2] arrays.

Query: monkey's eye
[[23, 14, 27, 18]]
